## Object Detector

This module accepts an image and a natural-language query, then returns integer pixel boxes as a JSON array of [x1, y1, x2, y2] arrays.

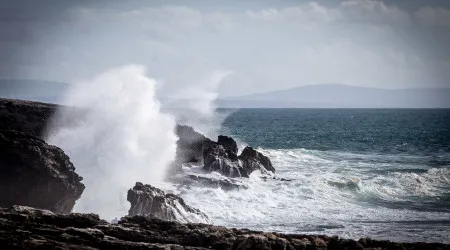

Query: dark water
[[183, 109, 450, 243], [222, 109, 450, 156]]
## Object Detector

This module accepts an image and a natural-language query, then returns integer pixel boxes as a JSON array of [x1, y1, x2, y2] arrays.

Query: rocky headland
[[0, 97, 448, 249], [0, 129, 85, 214], [2, 205, 449, 250]]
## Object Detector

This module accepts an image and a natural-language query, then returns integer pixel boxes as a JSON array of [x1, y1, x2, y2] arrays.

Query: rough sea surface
[[177, 109, 450, 243]]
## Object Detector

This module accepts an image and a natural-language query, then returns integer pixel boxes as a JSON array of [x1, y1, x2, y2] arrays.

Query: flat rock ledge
[[1, 206, 448, 250]]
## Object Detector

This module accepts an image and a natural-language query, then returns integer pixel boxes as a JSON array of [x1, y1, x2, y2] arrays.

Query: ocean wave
[[176, 146, 450, 243]]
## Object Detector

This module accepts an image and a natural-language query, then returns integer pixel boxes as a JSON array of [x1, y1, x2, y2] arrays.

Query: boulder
[[203, 144, 275, 178], [203, 142, 244, 177], [217, 135, 238, 154], [127, 182, 210, 224], [0, 205, 447, 250], [239, 146, 275, 175], [0, 130, 84, 214]]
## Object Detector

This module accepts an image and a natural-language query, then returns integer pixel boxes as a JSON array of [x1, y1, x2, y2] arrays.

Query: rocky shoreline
[[2, 205, 449, 250], [1, 98, 449, 249]]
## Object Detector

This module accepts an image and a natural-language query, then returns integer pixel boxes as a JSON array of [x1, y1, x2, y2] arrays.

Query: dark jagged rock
[[172, 125, 274, 179], [1, 206, 448, 250], [217, 135, 238, 154], [203, 143, 275, 178], [127, 182, 210, 224], [175, 125, 213, 164], [0, 130, 85, 214], [0, 98, 58, 138], [168, 125, 214, 175], [203, 142, 244, 177], [0, 98, 275, 180], [0, 98, 86, 139], [239, 146, 275, 174]]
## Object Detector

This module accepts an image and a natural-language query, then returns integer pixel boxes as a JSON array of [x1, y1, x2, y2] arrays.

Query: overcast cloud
[[1, 0, 449, 97]]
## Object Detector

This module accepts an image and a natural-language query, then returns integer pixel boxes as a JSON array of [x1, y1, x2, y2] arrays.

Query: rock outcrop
[[1, 98, 275, 181], [0, 98, 85, 139], [203, 139, 275, 178], [127, 182, 210, 224], [172, 125, 274, 179], [168, 125, 214, 175], [175, 125, 213, 164], [0, 98, 58, 138], [217, 135, 238, 154], [239, 146, 275, 174], [1, 205, 448, 250], [203, 142, 243, 177], [0, 130, 84, 214]]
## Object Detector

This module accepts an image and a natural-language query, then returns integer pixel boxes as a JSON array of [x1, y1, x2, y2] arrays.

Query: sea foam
[[47, 65, 178, 220]]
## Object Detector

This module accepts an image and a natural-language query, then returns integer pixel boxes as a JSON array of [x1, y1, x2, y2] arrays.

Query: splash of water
[[47, 65, 178, 220], [163, 70, 233, 138]]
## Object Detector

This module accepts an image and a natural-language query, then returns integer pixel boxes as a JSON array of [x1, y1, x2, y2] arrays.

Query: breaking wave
[[47, 65, 178, 220], [176, 147, 450, 243]]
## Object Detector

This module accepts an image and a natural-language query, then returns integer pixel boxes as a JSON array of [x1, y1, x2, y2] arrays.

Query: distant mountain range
[[1, 79, 449, 108], [217, 84, 450, 108]]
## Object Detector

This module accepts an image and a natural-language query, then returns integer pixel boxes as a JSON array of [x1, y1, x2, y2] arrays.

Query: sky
[[1, 0, 450, 97]]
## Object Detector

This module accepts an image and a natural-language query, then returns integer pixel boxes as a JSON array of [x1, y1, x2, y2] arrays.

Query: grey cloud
[[416, 6, 450, 27], [1, 0, 449, 97]]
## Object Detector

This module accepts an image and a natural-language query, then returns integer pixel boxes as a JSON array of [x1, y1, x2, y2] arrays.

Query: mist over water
[[47, 65, 178, 220], [163, 70, 233, 138], [45, 65, 231, 220]]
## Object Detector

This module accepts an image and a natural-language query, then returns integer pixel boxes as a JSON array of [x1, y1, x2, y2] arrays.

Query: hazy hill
[[2, 80, 449, 108], [217, 84, 450, 108], [0, 79, 69, 104]]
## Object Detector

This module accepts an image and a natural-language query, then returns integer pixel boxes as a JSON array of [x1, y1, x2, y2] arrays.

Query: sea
[[177, 109, 450, 243]]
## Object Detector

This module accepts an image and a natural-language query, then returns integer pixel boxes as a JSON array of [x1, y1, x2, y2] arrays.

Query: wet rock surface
[[203, 142, 243, 177], [0, 130, 85, 214], [174, 125, 213, 164], [203, 140, 275, 178], [1, 205, 448, 250], [127, 182, 210, 223], [0, 98, 86, 139], [0, 98, 58, 138], [239, 146, 275, 174], [217, 135, 238, 155]]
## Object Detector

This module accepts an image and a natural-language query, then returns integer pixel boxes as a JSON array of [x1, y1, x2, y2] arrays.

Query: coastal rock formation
[[175, 125, 213, 164], [172, 124, 274, 179], [203, 142, 242, 177], [239, 146, 275, 174], [1, 205, 448, 250], [217, 135, 238, 154], [203, 139, 275, 178], [0, 130, 84, 214], [127, 182, 210, 224], [168, 124, 213, 175], [0, 98, 58, 138], [0, 98, 85, 139], [1, 98, 274, 180]]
